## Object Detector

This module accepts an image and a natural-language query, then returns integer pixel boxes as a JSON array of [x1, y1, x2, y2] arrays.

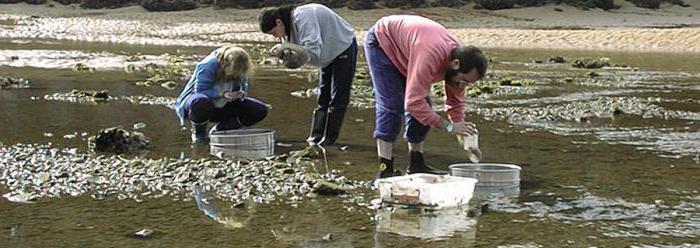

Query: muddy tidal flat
[[1, 2, 700, 247]]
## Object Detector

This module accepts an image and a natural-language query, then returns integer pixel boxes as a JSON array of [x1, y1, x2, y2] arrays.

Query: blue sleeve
[[193, 62, 220, 99]]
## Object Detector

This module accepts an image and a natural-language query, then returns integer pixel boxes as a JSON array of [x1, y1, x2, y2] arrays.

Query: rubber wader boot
[[376, 157, 402, 179], [318, 107, 346, 146], [407, 151, 448, 175], [191, 121, 210, 145], [306, 108, 327, 145]]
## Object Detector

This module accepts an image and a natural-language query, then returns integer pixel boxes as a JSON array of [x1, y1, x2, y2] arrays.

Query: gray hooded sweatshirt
[[291, 4, 355, 68]]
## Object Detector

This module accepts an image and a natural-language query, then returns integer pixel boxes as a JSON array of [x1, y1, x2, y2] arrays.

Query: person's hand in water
[[223, 91, 245, 101], [267, 44, 284, 58]]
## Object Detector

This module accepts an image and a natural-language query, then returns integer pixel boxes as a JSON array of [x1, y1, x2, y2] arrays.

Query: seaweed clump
[[141, 0, 199, 11], [88, 126, 149, 154], [475, 0, 515, 10], [0, 77, 30, 89]]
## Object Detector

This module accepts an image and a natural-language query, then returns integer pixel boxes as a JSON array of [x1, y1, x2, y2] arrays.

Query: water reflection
[[194, 186, 255, 230], [487, 189, 700, 239], [374, 206, 477, 242], [473, 185, 521, 203], [0, 49, 195, 70], [9, 223, 23, 246]]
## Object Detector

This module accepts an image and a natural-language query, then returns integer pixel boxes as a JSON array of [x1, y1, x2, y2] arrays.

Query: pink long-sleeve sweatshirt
[[375, 15, 466, 128]]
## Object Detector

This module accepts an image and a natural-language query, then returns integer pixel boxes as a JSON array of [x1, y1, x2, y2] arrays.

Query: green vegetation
[[572, 57, 610, 69], [73, 63, 95, 72], [571, 57, 627, 69], [88, 126, 149, 154], [141, 0, 198, 11], [466, 75, 535, 97], [81, 0, 137, 9], [430, 74, 535, 98], [562, 0, 616, 10], [0, 77, 30, 89], [70, 89, 110, 101], [384, 0, 426, 8], [347, 0, 376, 9], [130, 54, 194, 90], [475, 0, 515, 10], [627, 0, 689, 9]]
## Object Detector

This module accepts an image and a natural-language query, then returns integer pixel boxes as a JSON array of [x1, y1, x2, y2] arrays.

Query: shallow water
[[1, 26, 700, 247]]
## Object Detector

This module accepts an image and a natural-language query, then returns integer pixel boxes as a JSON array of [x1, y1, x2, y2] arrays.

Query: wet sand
[[1, 1, 699, 53]]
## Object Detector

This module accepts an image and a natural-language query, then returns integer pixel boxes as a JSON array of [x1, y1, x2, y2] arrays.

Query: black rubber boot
[[318, 107, 346, 146], [306, 108, 327, 145], [407, 151, 448, 175], [376, 157, 402, 179], [191, 121, 210, 145]]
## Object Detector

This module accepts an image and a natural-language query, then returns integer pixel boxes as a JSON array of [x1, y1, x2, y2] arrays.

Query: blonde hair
[[215, 46, 252, 83]]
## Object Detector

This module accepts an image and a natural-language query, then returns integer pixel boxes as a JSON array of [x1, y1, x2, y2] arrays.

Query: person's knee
[[404, 133, 427, 143], [404, 125, 430, 143], [255, 106, 268, 122], [187, 95, 214, 122], [316, 102, 330, 110], [189, 94, 213, 111], [240, 103, 268, 126], [375, 119, 401, 142], [374, 132, 398, 143], [330, 89, 351, 108], [329, 103, 347, 112]]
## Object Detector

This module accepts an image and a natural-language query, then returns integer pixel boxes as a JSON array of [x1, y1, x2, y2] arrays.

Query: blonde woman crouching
[[174, 46, 268, 144]]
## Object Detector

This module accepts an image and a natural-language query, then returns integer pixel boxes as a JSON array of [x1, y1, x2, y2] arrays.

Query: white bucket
[[449, 163, 521, 189], [209, 129, 275, 159]]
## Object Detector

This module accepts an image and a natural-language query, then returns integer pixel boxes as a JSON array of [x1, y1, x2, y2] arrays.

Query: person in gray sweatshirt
[[258, 3, 357, 146]]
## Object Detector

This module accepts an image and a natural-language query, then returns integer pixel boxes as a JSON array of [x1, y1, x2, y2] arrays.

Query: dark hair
[[258, 5, 295, 40], [452, 46, 488, 80]]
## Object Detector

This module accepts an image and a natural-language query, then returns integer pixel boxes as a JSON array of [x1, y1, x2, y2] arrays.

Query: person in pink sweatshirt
[[365, 15, 488, 179]]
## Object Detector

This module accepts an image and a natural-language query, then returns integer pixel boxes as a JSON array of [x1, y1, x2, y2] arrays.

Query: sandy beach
[[1, 1, 699, 53]]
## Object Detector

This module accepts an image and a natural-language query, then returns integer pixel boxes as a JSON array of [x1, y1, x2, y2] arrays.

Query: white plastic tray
[[376, 174, 478, 209]]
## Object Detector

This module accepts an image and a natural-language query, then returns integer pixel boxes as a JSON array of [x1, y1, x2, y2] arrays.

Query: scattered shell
[[3, 192, 38, 204], [160, 81, 178, 90], [0, 144, 368, 207], [133, 122, 147, 130], [276, 142, 293, 148], [322, 233, 333, 241], [130, 228, 153, 239]]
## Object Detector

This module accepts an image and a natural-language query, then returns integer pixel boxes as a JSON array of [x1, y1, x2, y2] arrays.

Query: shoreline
[[1, 2, 699, 53]]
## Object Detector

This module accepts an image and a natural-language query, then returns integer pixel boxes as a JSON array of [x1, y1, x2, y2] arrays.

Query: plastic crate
[[377, 174, 478, 209]]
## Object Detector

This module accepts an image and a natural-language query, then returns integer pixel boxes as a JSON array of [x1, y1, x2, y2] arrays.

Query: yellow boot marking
[[378, 163, 387, 171]]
